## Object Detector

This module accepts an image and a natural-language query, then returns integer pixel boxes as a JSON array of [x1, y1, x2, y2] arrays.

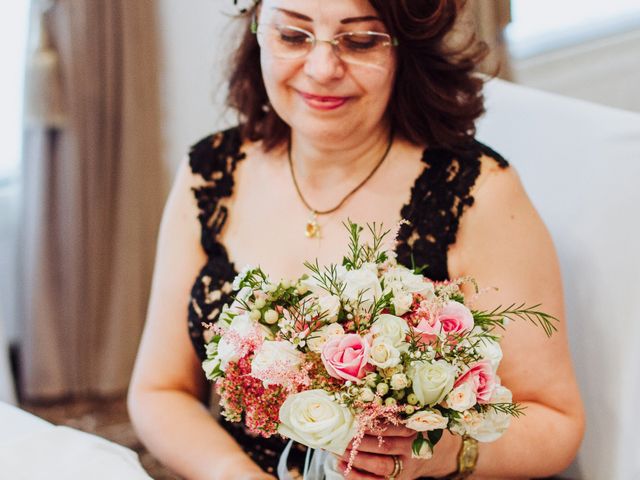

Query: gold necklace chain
[[288, 131, 394, 238]]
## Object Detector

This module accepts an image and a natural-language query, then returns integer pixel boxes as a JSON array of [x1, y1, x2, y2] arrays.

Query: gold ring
[[389, 454, 403, 479]]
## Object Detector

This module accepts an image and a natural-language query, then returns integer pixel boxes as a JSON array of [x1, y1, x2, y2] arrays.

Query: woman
[[128, 0, 585, 478]]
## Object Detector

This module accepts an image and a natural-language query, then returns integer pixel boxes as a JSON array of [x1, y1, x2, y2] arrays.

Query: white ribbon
[[277, 441, 345, 480]]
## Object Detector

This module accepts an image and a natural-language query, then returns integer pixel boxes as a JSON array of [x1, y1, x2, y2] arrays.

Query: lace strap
[[396, 142, 509, 281], [188, 127, 245, 256]]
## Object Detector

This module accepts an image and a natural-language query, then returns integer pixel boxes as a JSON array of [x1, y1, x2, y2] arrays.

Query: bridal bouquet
[[202, 222, 556, 473]]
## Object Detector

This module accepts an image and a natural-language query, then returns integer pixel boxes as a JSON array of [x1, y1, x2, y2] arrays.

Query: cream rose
[[450, 385, 512, 442], [370, 314, 410, 347], [409, 359, 457, 406], [405, 409, 449, 432], [390, 373, 409, 390], [443, 381, 477, 412], [307, 323, 345, 353], [369, 338, 401, 369], [278, 390, 356, 454]]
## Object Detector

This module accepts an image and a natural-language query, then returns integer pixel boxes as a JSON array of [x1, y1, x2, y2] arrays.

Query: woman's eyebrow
[[340, 15, 382, 25], [271, 7, 312, 22], [270, 8, 381, 25]]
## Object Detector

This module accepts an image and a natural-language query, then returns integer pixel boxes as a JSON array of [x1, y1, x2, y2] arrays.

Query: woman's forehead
[[260, 0, 380, 23]]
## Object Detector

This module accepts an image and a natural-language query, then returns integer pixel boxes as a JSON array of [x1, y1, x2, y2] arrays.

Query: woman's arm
[[127, 158, 272, 480], [445, 157, 586, 478], [339, 158, 585, 479]]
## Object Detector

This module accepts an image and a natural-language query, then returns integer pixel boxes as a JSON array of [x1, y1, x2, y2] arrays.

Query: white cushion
[[477, 79, 640, 480], [0, 402, 152, 479]]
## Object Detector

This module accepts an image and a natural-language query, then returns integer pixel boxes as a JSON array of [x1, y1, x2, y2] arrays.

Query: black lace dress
[[187, 126, 508, 476]]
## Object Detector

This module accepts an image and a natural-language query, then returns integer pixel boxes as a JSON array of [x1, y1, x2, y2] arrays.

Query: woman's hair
[[227, 0, 488, 151]]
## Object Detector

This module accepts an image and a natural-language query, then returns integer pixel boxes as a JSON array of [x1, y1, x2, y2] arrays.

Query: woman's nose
[[303, 41, 345, 83]]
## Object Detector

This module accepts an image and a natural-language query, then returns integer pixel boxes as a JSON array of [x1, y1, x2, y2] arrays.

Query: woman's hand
[[337, 425, 459, 479]]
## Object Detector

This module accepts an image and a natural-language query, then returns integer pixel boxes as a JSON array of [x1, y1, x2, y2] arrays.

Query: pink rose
[[414, 315, 441, 344], [321, 334, 372, 383], [437, 301, 474, 337], [454, 360, 496, 404]]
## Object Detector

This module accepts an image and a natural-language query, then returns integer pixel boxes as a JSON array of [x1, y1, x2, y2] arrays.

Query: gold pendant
[[305, 212, 321, 238]]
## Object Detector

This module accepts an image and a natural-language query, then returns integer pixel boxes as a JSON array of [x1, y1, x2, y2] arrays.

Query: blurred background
[[0, 1, 639, 478]]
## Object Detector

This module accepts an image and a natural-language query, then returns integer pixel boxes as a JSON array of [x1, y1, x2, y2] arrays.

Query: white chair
[[477, 79, 640, 480], [0, 305, 16, 405]]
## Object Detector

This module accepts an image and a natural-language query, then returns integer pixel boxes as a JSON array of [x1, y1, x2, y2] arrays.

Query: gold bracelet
[[440, 436, 479, 479], [457, 436, 479, 477]]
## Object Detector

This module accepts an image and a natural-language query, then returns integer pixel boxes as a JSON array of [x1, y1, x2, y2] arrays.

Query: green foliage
[[473, 303, 559, 337]]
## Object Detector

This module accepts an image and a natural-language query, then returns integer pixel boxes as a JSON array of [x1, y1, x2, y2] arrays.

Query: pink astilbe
[[216, 356, 284, 437], [252, 359, 312, 392], [343, 402, 403, 476]]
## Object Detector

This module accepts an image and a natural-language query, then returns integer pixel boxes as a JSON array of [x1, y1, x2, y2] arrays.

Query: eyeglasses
[[251, 22, 398, 67]]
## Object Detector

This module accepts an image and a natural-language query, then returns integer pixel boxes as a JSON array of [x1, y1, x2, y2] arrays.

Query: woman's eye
[[278, 29, 309, 45], [343, 35, 381, 51]]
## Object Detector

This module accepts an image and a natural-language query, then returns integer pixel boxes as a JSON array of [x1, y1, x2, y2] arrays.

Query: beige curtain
[[455, 0, 513, 79], [20, 0, 166, 399]]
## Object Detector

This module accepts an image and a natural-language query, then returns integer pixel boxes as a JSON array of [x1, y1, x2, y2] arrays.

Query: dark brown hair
[[227, 0, 488, 151]]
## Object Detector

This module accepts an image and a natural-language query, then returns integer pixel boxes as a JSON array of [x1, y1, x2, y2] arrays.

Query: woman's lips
[[299, 91, 350, 110]]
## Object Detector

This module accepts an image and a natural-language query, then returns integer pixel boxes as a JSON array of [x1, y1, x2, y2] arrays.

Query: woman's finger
[[351, 434, 413, 455], [342, 450, 398, 477], [337, 460, 386, 480], [366, 424, 415, 437]]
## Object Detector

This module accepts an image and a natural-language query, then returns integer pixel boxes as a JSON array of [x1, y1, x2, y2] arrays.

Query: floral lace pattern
[[186, 126, 508, 474]]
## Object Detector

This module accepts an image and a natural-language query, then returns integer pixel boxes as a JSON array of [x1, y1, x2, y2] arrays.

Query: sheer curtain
[[19, 0, 166, 399]]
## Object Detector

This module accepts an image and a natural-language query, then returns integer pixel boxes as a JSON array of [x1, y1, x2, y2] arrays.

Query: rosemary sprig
[[486, 402, 527, 418], [473, 303, 559, 337]]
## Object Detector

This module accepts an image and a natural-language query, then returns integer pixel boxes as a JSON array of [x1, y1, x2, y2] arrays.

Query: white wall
[[0, 184, 19, 343], [513, 28, 640, 114], [155, 0, 243, 177]]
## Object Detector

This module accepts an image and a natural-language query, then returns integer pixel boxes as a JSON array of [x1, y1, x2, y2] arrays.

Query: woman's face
[[257, 0, 397, 144]]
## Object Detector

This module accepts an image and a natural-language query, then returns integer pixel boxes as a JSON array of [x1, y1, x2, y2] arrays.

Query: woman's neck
[[289, 124, 393, 191]]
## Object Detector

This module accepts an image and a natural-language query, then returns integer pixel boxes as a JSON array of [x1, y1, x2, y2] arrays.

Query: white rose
[[216, 313, 273, 371], [307, 323, 345, 353], [339, 263, 382, 307], [232, 266, 256, 290], [443, 381, 477, 412], [369, 338, 401, 369], [228, 313, 272, 339], [370, 314, 410, 347], [383, 266, 435, 298], [216, 337, 240, 371], [392, 290, 414, 316], [405, 409, 449, 432], [409, 360, 457, 406], [202, 357, 222, 380], [228, 286, 253, 313], [476, 336, 503, 372], [278, 390, 356, 455], [317, 294, 341, 323], [390, 373, 409, 390], [251, 341, 304, 386]]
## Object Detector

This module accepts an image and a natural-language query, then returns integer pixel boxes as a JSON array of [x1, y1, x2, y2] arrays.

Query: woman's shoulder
[[188, 126, 245, 182]]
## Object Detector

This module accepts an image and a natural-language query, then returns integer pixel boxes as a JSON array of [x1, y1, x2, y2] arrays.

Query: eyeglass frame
[[250, 18, 399, 64]]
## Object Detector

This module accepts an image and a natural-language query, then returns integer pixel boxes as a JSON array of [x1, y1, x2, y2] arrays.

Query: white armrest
[[477, 79, 640, 480]]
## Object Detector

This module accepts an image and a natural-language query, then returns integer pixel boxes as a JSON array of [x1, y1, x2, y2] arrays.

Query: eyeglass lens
[[257, 25, 393, 66]]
